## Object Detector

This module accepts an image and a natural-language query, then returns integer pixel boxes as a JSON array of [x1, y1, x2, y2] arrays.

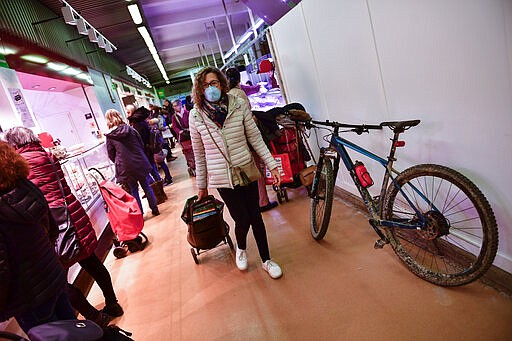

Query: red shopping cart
[[89, 168, 147, 259]]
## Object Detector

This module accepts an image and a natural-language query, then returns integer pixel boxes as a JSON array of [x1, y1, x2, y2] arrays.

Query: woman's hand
[[270, 168, 281, 187], [198, 188, 209, 201]]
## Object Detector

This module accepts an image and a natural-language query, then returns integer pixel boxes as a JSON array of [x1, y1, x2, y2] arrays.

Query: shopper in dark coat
[[3, 127, 123, 324], [0, 141, 75, 332], [126, 104, 162, 183], [105, 109, 159, 216]]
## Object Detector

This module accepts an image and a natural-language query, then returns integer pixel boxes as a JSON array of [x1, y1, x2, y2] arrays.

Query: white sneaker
[[236, 246, 248, 271], [262, 260, 283, 279]]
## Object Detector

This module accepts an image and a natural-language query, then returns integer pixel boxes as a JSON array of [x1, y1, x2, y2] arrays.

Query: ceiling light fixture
[[47, 62, 69, 71], [223, 19, 266, 62], [20, 55, 48, 64], [135, 25, 168, 83], [76, 18, 89, 35], [126, 66, 151, 88], [127, 3, 143, 25], [48, 87, 57, 91], [61, 0, 117, 53], [62, 67, 82, 75], [88, 28, 98, 43], [61, 4, 76, 25], [0, 46, 17, 55]]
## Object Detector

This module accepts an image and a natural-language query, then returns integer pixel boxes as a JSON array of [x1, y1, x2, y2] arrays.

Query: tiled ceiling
[[38, 0, 256, 87]]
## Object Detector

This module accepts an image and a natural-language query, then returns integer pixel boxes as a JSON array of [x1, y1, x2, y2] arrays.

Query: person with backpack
[[106, 109, 160, 217], [171, 99, 196, 176], [2, 127, 123, 327], [148, 109, 173, 186], [0, 141, 76, 333]]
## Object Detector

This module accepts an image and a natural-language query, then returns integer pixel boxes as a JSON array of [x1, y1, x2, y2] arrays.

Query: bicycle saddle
[[380, 120, 420, 132]]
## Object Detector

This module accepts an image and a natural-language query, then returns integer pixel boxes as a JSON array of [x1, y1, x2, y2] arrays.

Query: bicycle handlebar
[[310, 120, 382, 134], [308, 119, 421, 134]]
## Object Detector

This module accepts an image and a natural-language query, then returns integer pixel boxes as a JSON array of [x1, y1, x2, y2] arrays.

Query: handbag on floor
[[150, 180, 167, 205]]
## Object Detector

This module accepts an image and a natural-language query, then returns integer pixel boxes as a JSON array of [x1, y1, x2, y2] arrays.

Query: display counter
[[248, 87, 286, 111], [59, 142, 114, 283], [60, 142, 114, 210]]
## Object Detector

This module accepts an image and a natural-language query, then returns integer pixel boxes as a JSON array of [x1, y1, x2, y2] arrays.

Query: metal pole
[[247, 7, 257, 37], [221, 0, 237, 53], [205, 23, 218, 68], [197, 44, 206, 66], [202, 43, 211, 66], [212, 21, 226, 65]]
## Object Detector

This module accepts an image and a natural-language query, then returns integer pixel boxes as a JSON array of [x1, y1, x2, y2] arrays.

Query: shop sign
[[157, 89, 166, 99], [0, 53, 9, 69], [8, 88, 35, 128]]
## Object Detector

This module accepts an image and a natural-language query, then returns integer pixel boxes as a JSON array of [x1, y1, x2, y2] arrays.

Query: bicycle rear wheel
[[383, 164, 498, 286], [310, 157, 334, 240]]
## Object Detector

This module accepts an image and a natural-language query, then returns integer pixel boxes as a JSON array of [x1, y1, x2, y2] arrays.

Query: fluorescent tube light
[[128, 4, 143, 25], [62, 67, 81, 75], [0, 46, 17, 55], [239, 31, 253, 45], [47, 62, 69, 71], [21, 55, 48, 64], [254, 19, 265, 29]]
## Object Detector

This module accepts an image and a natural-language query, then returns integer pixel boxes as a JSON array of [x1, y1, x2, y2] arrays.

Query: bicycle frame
[[312, 123, 430, 231]]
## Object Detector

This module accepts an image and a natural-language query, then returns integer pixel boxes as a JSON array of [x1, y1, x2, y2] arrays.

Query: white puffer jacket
[[190, 94, 278, 189]]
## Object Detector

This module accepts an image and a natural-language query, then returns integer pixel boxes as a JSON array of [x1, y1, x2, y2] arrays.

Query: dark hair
[[191, 67, 228, 112], [225, 67, 241, 90]]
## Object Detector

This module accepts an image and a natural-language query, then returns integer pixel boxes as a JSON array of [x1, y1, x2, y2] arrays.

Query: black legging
[[78, 253, 117, 306], [217, 181, 271, 262]]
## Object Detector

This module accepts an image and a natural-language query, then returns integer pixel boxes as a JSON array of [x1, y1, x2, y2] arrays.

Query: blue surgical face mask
[[204, 85, 221, 102]]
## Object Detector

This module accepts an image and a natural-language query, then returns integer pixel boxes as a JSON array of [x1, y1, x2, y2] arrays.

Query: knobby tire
[[383, 164, 498, 286], [310, 158, 334, 240]]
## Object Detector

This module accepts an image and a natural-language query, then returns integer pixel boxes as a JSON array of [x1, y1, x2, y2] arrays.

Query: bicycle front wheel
[[383, 164, 498, 286], [310, 157, 334, 240]]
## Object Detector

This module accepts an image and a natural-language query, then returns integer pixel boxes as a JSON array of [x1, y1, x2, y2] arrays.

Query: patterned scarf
[[203, 95, 228, 128]]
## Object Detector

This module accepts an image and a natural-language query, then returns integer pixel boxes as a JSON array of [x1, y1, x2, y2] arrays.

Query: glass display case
[[248, 86, 286, 111], [60, 142, 114, 210]]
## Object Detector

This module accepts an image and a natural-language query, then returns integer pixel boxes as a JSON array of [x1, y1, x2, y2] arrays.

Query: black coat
[[106, 124, 152, 183], [0, 179, 67, 322], [128, 107, 155, 165]]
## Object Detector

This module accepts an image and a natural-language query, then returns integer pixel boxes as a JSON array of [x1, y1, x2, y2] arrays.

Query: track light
[[62, 0, 116, 52], [61, 5, 76, 25], [88, 28, 98, 43], [76, 18, 88, 35], [97, 36, 106, 48]]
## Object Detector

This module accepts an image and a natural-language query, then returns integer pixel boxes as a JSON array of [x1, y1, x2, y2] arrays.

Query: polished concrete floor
[[81, 148, 512, 341]]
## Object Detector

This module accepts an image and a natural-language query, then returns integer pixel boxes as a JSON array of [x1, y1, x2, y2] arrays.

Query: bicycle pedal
[[374, 239, 386, 249]]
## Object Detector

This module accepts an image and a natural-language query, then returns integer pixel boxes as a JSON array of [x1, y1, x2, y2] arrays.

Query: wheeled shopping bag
[[181, 195, 233, 264], [89, 168, 147, 259]]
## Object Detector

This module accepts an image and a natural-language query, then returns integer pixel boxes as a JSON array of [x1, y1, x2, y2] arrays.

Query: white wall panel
[[271, 0, 512, 271], [271, 4, 327, 120]]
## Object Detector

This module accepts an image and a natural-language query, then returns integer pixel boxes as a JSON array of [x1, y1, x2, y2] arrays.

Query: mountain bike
[[292, 112, 498, 286]]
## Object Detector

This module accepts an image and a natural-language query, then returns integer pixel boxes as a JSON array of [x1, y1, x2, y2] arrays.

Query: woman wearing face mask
[[189, 66, 283, 279]]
